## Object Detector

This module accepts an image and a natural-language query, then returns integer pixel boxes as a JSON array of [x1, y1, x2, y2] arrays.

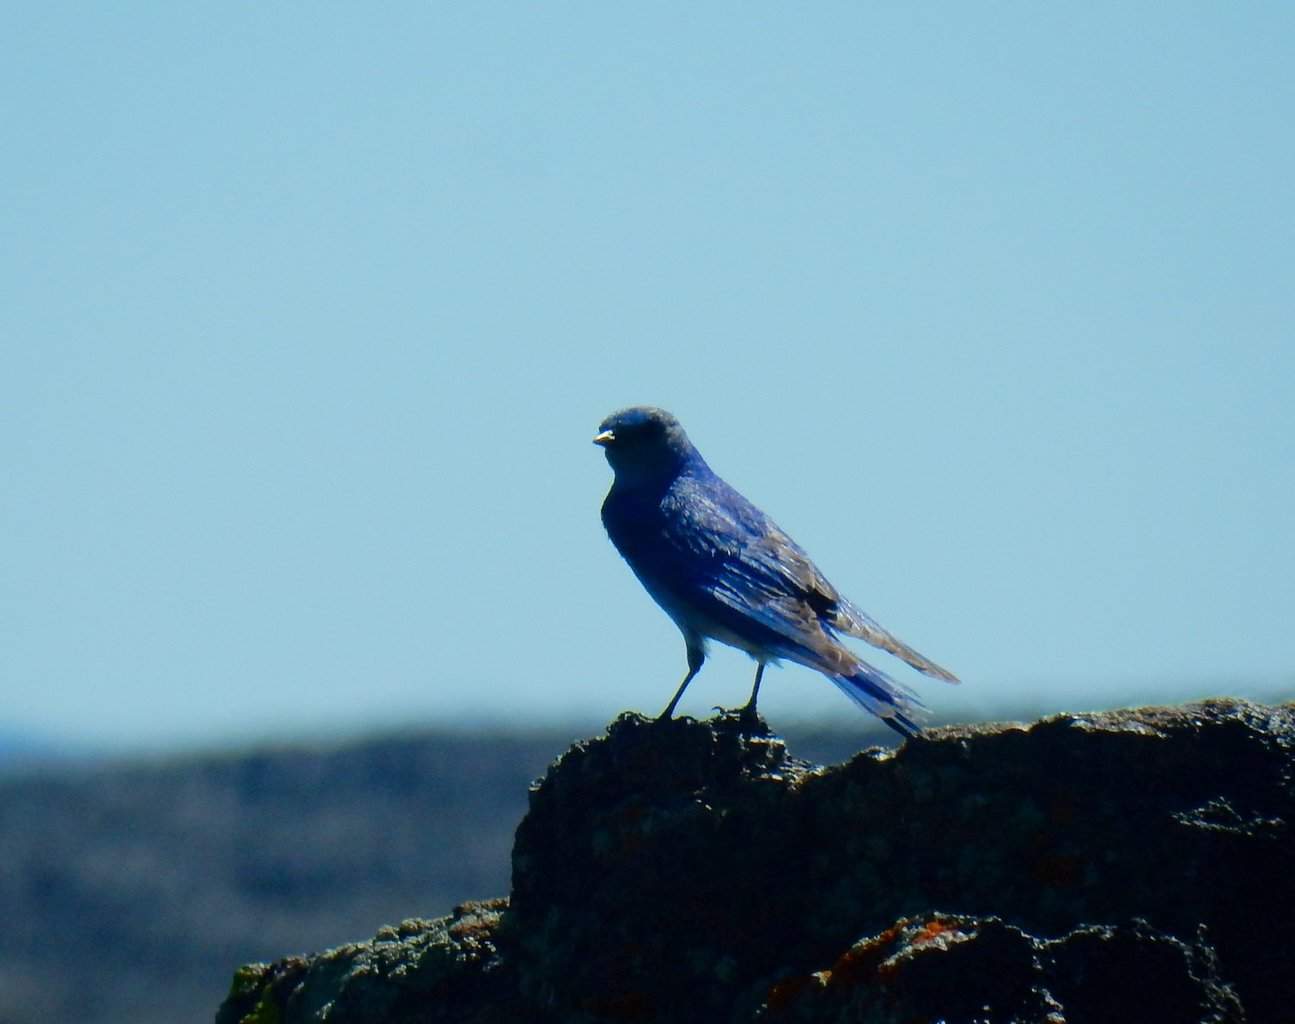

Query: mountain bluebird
[[594, 406, 958, 737]]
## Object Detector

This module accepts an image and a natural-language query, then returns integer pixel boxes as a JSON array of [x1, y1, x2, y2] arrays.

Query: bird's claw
[[713, 704, 768, 734]]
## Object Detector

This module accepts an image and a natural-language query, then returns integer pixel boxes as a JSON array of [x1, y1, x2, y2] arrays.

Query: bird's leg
[[739, 662, 766, 722], [658, 643, 705, 721]]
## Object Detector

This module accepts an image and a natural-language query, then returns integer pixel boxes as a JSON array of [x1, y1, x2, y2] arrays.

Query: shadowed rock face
[[217, 699, 1292, 1023]]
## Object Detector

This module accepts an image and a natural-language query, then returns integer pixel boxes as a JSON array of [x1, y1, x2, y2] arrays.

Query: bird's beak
[[592, 430, 615, 447]]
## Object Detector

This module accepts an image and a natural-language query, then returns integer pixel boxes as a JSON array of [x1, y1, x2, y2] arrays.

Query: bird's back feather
[[615, 469, 960, 684]]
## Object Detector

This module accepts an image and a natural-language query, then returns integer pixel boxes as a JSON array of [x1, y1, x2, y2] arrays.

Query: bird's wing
[[664, 475, 960, 683], [652, 478, 854, 670]]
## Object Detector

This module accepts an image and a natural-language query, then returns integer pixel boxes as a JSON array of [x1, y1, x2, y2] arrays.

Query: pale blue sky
[[4, 5, 1293, 749]]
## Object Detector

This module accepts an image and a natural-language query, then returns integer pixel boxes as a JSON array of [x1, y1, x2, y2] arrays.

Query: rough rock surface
[[214, 900, 518, 1024], [217, 699, 1292, 1023]]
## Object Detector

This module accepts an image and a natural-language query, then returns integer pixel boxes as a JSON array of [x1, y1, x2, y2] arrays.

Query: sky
[[3, 4, 1293, 750]]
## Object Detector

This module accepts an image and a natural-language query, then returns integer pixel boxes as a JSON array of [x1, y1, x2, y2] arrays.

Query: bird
[[594, 405, 959, 738]]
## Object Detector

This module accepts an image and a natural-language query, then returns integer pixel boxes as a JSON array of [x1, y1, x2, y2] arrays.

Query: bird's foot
[[712, 703, 770, 735]]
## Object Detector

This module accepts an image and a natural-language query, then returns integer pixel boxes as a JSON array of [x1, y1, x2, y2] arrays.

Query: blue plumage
[[594, 406, 958, 737]]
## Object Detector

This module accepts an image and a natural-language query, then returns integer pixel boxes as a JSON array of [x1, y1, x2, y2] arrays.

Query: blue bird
[[594, 406, 959, 737]]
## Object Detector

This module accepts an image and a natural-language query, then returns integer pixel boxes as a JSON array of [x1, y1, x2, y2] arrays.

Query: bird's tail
[[829, 661, 927, 739], [830, 600, 961, 684]]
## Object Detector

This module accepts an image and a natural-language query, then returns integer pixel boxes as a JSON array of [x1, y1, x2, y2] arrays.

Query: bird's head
[[593, 406, 700, 487]]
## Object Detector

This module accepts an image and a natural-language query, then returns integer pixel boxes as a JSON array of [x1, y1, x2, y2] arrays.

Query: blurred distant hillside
[[0, 721, 880, 1024], [0, 729, 67, 771]]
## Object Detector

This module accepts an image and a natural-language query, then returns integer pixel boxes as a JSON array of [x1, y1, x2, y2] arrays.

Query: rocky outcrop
[[215, 901, 517, 1024], [217, 699, 1293, 1023]]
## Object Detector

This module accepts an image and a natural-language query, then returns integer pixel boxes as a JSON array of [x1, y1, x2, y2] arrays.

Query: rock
[[214, 900, 518, 1024], [760, 915, 1242, 1023], [216, 699, 1293, 1023]]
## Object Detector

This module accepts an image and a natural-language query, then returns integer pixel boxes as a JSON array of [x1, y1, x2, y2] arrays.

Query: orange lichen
[[825, 923, 903, 989], [912, 918, 959, 946]]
